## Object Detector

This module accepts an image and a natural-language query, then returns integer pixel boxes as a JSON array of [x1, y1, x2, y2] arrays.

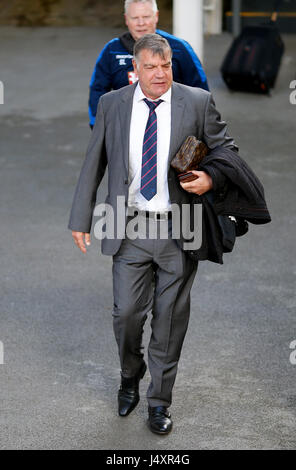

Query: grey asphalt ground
[[0, 26, 296, 450]]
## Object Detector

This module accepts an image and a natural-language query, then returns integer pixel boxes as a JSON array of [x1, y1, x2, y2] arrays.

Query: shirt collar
[[135, 83, 171, 104]]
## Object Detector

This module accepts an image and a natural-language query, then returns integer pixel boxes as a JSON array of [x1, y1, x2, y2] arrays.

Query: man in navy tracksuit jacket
[[88, 0, 209, 128]]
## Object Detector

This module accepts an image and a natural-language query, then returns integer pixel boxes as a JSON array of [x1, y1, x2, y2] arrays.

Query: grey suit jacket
[[68, 82, 237, 256]]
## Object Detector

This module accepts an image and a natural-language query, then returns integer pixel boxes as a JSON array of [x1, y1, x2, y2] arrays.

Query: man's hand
[[72, 231, 91, 254], [179, 170, 213, 195]]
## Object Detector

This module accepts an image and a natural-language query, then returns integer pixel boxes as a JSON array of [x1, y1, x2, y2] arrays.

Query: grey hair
[[134, 34, 172, 64], [124, 0, 158, 15]]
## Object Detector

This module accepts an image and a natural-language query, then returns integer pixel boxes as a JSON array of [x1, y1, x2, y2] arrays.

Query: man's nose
[[155, 66, 165, 77], [137, 17, 145, 26]]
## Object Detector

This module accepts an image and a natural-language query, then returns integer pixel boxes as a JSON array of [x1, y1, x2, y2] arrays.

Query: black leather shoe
[[118, 361, 147, 417], [148, 406, 173, 435]]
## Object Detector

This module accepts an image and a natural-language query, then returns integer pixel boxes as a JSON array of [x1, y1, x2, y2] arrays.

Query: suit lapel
[[168, 83, 185, 163], [118, 83, 137, 176]]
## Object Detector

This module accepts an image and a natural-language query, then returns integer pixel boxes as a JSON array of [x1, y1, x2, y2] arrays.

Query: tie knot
[[144, 98, 163, 111]]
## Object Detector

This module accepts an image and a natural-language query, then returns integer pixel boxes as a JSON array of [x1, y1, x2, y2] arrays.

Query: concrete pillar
[[204, 0, 223, 35], [0, 81, 3, 104], [232, 0, 242, 37], [173, 0, 204, 62]]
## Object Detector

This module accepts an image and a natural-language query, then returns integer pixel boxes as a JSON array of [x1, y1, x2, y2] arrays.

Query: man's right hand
[[72, 231, 91, 254]]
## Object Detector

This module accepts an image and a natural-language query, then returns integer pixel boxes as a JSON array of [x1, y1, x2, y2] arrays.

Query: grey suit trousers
[[112, 213, 198, 408]]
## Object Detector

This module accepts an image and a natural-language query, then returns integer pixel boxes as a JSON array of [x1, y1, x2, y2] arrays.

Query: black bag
[[221, 3, 285, 94]]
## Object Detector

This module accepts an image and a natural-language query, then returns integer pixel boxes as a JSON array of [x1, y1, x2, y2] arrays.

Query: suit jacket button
[[124, 180, 128, 184]]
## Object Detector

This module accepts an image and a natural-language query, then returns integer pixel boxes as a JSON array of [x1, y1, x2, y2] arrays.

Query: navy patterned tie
[[140, 98, 163, 201]]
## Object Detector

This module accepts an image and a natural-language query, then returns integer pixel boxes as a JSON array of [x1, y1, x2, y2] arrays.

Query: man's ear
[[132, 59, 138, 75], [155, 11, 159, 25]]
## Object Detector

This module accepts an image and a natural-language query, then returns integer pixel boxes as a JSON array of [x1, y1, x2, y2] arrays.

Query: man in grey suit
[[69, 34, 237, 435]]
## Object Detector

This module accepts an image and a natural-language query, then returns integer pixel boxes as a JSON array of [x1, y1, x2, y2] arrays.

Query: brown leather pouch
[[171, 135, 209, 173]]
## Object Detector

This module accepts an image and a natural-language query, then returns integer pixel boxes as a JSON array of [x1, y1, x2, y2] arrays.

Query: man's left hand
[[180, 170, 213, 195]]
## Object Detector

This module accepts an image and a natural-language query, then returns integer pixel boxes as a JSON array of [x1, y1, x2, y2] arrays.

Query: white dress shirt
[[128, 83, 172, 212]]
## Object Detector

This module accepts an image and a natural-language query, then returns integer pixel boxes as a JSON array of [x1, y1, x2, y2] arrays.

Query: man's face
[[133, 48, 173, 100], [125, 2, 159, 41]]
